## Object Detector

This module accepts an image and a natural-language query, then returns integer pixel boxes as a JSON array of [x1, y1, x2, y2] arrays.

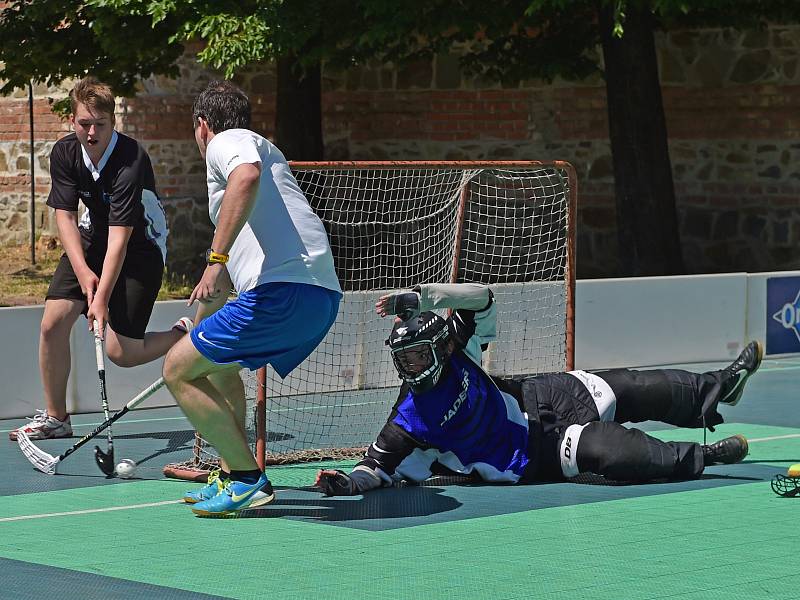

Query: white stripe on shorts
[[567, 370, 617, 422], [560, 423, 586, 478]]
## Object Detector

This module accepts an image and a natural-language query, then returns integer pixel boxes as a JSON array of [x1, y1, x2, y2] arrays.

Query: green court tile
[[0, 557, 230, 600], [1, 477, 796, 600], [646, 422, 800, 442], [0, 460, 358, 520], [263, 459, 360, 487], [1, 374, 798, 600], [653, 578, 798, 600], [0, 479, 186, 519]]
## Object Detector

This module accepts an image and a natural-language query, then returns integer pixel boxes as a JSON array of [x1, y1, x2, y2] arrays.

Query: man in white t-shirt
[[162, 81, 342, 517]]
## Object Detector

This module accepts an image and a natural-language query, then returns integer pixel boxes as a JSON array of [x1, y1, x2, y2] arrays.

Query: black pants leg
[[575, 421, 704, 481], [597, 368, 735, 429]]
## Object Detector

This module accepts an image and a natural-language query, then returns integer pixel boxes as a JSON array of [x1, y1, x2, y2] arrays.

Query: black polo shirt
[[46, 132, 165, 257]]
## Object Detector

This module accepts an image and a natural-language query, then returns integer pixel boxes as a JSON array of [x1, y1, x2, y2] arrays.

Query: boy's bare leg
[[39, 299, 84, 421], [104, 327, 186, 368]]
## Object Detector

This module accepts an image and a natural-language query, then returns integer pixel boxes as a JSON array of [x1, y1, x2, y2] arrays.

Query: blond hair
[[69, 77, 116, 117]]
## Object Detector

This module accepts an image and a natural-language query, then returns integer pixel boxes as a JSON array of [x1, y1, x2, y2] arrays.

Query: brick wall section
[[328, 90, 533, 142], [0, 93, 70, 236], [1, 24, 799, 278], [663, 85, 800, 139]]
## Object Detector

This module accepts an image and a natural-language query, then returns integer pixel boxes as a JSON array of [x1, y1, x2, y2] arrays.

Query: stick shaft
[[93, 321, 113, 452], [58, 378, 165, 462]]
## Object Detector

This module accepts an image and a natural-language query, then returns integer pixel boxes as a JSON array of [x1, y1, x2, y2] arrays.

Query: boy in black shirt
[[10, 78, 189, 441]]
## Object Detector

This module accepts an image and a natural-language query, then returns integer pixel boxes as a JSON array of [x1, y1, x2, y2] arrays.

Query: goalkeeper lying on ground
[[315, 283, 762, 495]]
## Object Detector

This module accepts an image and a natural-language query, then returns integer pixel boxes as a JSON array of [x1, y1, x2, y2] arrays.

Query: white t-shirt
[[204, 129, 342, 295]]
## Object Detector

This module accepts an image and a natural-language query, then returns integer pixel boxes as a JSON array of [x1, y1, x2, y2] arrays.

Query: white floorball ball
[[115, 459, 138, 479]]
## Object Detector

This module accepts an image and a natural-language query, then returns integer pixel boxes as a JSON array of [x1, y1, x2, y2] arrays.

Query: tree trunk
[[275, 55, 323, 160], [599, 2, 684, 276]]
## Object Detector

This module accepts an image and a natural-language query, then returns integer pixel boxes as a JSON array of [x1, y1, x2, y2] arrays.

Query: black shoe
[[720, 340, 763, 406], [703, 434, 749, 466]]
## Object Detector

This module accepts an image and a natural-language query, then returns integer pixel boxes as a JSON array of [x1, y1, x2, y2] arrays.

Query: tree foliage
[[0, 0, 184, 98], [89, 0, 372, 78], [3, 0, 799, 106], [344, 0, 800, 85], [3, 0, 800, 273]]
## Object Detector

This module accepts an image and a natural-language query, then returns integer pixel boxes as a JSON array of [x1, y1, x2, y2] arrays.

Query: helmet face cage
[[388, 312, 451, 394], [392, 342, 435, 378]]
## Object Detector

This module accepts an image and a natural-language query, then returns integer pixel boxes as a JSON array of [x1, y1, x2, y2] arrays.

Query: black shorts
[[518, 373, 602, 483], [46, 242, 164, 339]]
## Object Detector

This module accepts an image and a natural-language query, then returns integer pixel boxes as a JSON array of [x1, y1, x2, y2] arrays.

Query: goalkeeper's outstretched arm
[[376, 283, 493, 319], [315, 421, 425, 496], [377, 283, 496, 364], [314, 466, 384, 496]]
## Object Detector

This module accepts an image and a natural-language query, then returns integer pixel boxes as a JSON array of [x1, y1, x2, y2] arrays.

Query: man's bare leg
[[39, 299, 84, 421], [208, 369, 247, 432], [204, 369, 248, 473], [104, 327, 186, 368], [163, 335, 257, 471]]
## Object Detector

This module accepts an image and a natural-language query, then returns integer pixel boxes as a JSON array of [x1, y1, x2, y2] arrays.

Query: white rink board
[[0, 301, 193, 418], [0, 305, 46, 420], [2, 272, 798, 420], [575, 273, 748, 369]]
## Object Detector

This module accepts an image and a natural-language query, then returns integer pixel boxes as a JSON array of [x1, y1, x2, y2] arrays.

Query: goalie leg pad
[[573, 421, 704, 481], [600, 368, 726, 429]]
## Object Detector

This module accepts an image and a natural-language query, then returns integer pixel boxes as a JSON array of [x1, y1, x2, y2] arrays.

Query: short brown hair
[[69, 77, 116, 117], [192, 80, 251, 133]]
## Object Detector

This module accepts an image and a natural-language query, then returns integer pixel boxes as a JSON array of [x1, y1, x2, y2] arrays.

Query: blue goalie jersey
[[356, 299, 533, 486]]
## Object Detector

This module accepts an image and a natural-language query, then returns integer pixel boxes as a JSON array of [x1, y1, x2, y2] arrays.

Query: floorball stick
[[17, 378, 166, 475], [92, 320, 116, 475]]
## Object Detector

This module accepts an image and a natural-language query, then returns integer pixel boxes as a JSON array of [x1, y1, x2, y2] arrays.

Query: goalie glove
[[378, 291, 421, 320], [315, 469, 358, 496], [315, 466, 384, 496]]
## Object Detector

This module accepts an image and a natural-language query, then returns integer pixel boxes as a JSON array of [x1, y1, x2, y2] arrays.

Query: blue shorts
[[191, 282, 341, 376]]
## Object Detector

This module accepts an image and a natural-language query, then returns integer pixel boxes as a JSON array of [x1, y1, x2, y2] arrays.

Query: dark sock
[[230, 469, 262, 485], [219, 470, 230, 480]]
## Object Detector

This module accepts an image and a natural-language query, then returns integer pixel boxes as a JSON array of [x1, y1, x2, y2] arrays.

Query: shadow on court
[[0, 424, 200, 496], [232, 462, 783, 531], [240, 485, 463, 523]]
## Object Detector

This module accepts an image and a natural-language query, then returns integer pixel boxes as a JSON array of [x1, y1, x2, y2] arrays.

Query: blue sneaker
[[191, 473, 275, 517], [183, 469, 225, 504]]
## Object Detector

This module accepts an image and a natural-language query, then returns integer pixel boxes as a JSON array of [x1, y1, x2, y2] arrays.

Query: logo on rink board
[[767, 276, 800, 354]]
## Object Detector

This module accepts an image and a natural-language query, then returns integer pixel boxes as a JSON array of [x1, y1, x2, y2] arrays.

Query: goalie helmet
[[387, 311, 452, 394]]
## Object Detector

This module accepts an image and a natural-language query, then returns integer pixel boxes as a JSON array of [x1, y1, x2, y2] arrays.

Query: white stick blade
[[17, 431, 60, 475]]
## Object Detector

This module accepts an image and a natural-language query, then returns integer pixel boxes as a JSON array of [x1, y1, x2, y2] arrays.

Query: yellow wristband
[[205, 249, 229, 264]]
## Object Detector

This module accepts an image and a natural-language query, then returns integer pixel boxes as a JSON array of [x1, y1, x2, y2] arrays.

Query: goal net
[[163, 161, 576, 481]]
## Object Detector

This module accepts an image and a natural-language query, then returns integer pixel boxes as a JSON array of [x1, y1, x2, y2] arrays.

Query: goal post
[[163, 160, 577, 481]]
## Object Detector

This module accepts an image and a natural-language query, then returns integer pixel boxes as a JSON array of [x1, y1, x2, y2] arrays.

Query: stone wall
[[312, 26, 800, 277], [0, 25, 798, 278], [0, 82, 70, 242]]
